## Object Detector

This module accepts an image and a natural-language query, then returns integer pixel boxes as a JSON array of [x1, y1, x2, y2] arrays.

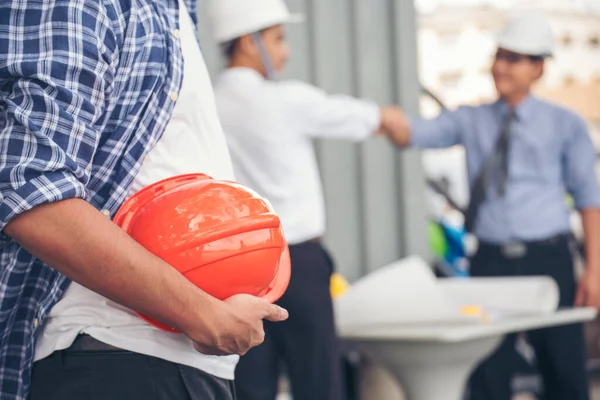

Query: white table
[[340, 308, 597, 400]]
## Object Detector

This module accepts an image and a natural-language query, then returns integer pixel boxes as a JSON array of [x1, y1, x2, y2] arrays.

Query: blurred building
[[417, 0, 600, 128]]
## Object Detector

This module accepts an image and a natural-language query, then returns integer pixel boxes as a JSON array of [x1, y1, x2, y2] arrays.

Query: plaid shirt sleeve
[[0, 0, 117, 246]]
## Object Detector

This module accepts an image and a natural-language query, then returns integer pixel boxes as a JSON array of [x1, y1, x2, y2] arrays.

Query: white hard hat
[[497, 13, 555, 57], [210, 0, 304, 43]]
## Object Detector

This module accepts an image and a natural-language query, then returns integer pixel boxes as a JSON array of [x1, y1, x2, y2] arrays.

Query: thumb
[[262, 304, 289, 322]]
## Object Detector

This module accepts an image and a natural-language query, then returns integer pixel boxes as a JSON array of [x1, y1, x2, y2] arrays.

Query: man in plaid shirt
[[0, 1, 287, 399]]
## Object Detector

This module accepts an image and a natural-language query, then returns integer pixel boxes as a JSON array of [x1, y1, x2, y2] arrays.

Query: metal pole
[[391, 0, 431, 260]]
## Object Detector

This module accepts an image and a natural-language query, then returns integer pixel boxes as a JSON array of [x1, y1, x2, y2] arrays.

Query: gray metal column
[[391, 0, 430, 260], [352, 0, 403, 274], [309, 0, 366, 281]]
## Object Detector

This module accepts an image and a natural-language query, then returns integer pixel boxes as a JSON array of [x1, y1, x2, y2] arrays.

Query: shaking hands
[[378, 106, 411, 147]]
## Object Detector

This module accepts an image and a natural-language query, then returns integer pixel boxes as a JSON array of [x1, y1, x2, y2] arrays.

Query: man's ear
[[533, 60, 545, 81], [238, 34, 258, 57]]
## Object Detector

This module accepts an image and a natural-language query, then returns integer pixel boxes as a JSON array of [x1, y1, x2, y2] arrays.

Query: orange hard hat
[[114, 173, 291, 332]]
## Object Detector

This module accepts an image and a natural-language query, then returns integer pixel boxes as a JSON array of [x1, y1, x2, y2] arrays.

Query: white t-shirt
[[34, 0, 239, 380], [214, 68, 380, 245]]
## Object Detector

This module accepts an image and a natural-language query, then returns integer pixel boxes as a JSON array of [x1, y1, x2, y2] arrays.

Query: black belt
[[66, 334, 126, 352], [477, 233, 571, 259]]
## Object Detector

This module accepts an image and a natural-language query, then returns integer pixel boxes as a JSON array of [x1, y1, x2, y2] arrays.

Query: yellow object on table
[[460, 305, 483, 317], [460, 305, 492, 323], [330, 273, 350, 299]]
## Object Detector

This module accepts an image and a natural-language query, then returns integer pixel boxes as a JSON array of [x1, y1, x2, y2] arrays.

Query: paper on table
[[334, 256, 561, 332], [334, 256, 475, 331], [439, 277, 559, 317]]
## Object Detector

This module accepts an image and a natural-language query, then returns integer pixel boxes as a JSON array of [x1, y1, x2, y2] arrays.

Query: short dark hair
[[220, 29, 269, 60], [221, 38, 240, 59]]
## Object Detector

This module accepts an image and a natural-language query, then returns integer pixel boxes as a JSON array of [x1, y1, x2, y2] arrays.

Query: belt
[[478, 233, 570, 259], [66, 334, 126, 352]]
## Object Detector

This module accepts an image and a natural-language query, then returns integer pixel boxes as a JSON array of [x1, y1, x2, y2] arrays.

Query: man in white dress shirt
[[210, 1, 405, 399]]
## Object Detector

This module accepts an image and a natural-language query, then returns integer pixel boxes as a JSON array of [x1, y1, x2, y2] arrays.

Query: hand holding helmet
[[190, 293, 288, 356]]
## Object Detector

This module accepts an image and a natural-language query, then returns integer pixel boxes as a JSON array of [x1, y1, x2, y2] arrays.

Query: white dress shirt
[[214, 68, 380, 245], [34, 0, 239, 380]]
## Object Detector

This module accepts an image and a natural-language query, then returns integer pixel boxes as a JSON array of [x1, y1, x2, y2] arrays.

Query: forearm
[[4, 198, 221, 336], [397, 110, 465, 150], [581, 207, 600, 272]]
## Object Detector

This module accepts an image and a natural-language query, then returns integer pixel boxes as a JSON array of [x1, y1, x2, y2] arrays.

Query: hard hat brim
[[262, 245, 291, 303], [497, 43, 553, 58], [215, 13, 305, 43]]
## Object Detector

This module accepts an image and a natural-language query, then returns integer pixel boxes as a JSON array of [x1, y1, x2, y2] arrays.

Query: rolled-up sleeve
[[0, 0, 116, 246], [563, 115, 600, 209], [409, 107, 467, 149]]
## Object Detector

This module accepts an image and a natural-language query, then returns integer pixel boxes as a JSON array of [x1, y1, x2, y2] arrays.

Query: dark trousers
[[468, 236, 589, 400], [30, 336, 236, 400], [234, 241, 345, 400]]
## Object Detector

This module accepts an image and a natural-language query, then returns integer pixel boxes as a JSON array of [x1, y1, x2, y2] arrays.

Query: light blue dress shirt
[[411, 95, 600, 244]]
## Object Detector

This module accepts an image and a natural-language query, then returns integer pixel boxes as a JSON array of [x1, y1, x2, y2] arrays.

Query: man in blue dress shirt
[[385, 13, 600, 400]]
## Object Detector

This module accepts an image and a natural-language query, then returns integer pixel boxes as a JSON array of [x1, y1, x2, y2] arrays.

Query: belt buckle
[[501, 242, 527, 259]]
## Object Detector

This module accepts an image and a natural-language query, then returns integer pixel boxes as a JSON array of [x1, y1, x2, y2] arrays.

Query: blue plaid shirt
[[0, 1, 197, 398]]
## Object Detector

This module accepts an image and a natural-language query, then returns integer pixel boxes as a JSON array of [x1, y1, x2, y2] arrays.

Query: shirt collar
[[494, 94, 539, 122], [219, 67, 265, 84]]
